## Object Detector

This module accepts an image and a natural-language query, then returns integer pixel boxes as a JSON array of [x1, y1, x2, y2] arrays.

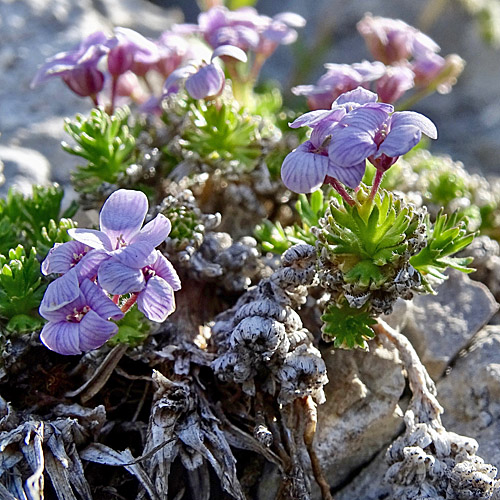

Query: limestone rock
[[314, 341, 405, 490], [400, 270, 498, 379], [438, 325, 500, 470], [0, 145, 50, 195]]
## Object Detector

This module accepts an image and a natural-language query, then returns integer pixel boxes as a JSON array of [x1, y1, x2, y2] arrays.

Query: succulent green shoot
[[321, 187, 416, 288], [410, 210, 476, 290], [0, 246, 46, 332], [63, 107, 139, 193], [179, 99, 268, 171], [255, 188, 335, 253], [0, 185, 76, 258]]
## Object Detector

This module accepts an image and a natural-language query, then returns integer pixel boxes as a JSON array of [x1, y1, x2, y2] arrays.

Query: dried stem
[[65, 344, 128, 403], [373, 318, 443, 424], [301, 396, 334, 500]]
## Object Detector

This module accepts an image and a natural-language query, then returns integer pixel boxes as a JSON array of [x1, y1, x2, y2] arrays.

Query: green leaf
[[410, 210, 476, 291], [109, 305, 151, 347], [321, 301, 376, 350]]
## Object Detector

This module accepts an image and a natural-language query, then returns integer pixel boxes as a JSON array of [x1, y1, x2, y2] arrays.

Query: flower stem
[[110, 75, 119, 115], [325, 176, 355, 206], [370, 169, 384, 200], [121, 293, 138, 313]]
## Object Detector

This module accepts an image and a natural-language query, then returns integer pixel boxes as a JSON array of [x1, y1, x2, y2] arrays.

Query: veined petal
[[185, 64, 225, 99], [41, 240, 88, 275], [390, 111, 437, 139], [40, 321, 81, 355], [326, 161, 366, 189], [151, 252, 182, 291], [378, 125, 421, 157], [289, 109, 334, 129], [163, 65, 197, 94], [212, 44, 248, 62], [111, 240, 157, 268], [100, 189, 148, 246], [131, 214, 171, 248], [79, 310, 119, 351], [137, 276, 176, 322], [281, 142, 329, 193], [80, 278, 124, 320], [338, 106, 390, 133], [68, 228, 112, 251], [74, 249, 110, 282], [328, 127, 377, 167], [98, 260, 145, 295], [334, 86, 378, 106], [39, 269, 80, 317]]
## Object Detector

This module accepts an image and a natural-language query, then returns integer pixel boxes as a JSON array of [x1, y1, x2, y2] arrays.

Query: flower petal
[[378, 125, 421, 157], [281, 142, 330, 193], [39, 269, 80, 318], [163, 65, 197, 95], [326, 161, 366, 189], [328, 127, 377, 167], [74, 249, 110, 282], [68, 228, 112, 251], [40, 321, 82, 355], [151, 252, 182, 291], [337, 105, 390, 132], [99, 189, 149, 246], [131, 214, 171, 248], [98, 260, 146, 295], [185, 64, 225, 99], [111, 240, 157, 269], [212, 44, 248, 63], [333, 86, 378, 106], [137, 276, 176, 322], [390, 111, 437, 139], [79, 310, 119, 351], [80, 278, 124, 320], [41, 241, 88, 275], [288, 109, 334, 129]]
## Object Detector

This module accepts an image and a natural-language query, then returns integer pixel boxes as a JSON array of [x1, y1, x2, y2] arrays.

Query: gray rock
[[0, 144, 50, 196], [438, 325, 500, 470], [314, 341, 405, 490], [400, 270, 498, 380]]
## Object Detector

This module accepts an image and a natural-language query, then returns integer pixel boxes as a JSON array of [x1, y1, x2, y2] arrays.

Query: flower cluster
[[281, 87, 437, 195], [39, 189, 181, 355], [31, 6, 305, 112], [293, 14, 464, 109], [31, 27, 192, 112]]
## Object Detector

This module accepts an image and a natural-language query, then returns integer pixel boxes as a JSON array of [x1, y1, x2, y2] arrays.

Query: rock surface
[[438, 325, 500, 470], [315, 341, 405, 490], [396, 270, 498, 379]]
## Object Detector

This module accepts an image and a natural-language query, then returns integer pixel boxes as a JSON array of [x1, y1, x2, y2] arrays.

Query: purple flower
[[39, 272, 123, 355], [68, 189, 171, 269], [98, 250, 181, 322], [376, 65, 415, 103], [412, 53, 465, 94], [357, 14, 439, 65], [41, 241, 109, 282], [31, 31, 114, 98], [328, 100, 437, 173], [163, 45, 247, 99], [110, 27, 161, 78], [281, 87, 437, 193], [292, 61, 385, 110], [155, 32, 191, 78]]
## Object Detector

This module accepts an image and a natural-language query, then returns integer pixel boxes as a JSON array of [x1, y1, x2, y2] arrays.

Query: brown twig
[[301, 396, 334, 500]]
